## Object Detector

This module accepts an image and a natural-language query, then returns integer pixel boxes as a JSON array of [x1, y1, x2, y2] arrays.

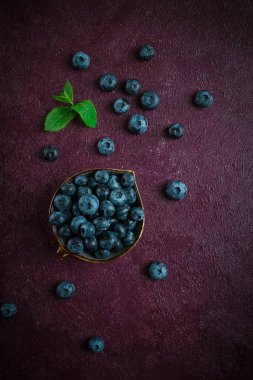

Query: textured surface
[[0, 0, 253, 379]]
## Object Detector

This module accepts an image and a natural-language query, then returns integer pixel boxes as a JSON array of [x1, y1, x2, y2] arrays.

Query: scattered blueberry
[[74, 175, 88, 186], [167, 123, 185, 138], [80, 222, 95, 238], [72, 51, 90, 70], [78, 195, 100, 215], [113, 98, 130, 114], [60, 182, 76, 196], [194, 90, 213, 108], [130, 207, 145, 221], [141, 91, 160, 110], [70, 216, 87, 234], [56, 281, 76, 299], [109, 189, 127, 206], [84, 236, 98, 252], [93, 217, 111, 232], [108, 175, 121, 190], [148, 261, 168, 280], [99, 74, 118, 91], [128, 114, 148, 134], [67, 237, 84, 255], [43, 146, 59, 162], [94, 249, 110, 259], [125, 79, 141, 95], [95, 185, 110, 201], [97, 137, 115, 155], [138, 45, 156, 61], [99, 231, 117, 250], [166, 180, 187, 201], [122, 231, 135, 246], [88, 337, 105, 353], [58, 224, 72, 238], [49, 211, 68, 226], [95, 170, 109, 184], [121, 173, 135, 187], [77, 186, 93, 198], [99, 200, 115, 218], [0, 303, 17, 318], [112, 223, 126, 238]]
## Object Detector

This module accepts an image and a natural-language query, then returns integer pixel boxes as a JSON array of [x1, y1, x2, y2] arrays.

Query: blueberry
[[80, 222, 95, 238], [148, 261, 168, 280], [77, 186, 92, 198], [67, 237, 84, 255], [125, 79, 141, 95], [109, 189, 127, 206], [99, 200, 115, 218], [58, 224, 72, 238], [113, 239, 124, 253], [74, 175, 88, 186], [0, 303, 17, 318], [138, 44, 156, 61], [121, 173, 135, 187], [84, 235, 98, 252], [49, 211, 68, 226], [166, 180, 187, 201], [123, 219, 137, 230], [87, 177, 99, 189], [141, 91, 160, 110], [94, 170, 109, 184], [112, 223, 126, 238], [72, 51, 90, 70], [125, 187, 137, 205], [107, 174, 121, 190], [78, 195, 100, 215], [122, 231, 135, 246], [99, 74, 118, 91], [167, 123, 185, 139], [53, 194, 71, 211], [95, 185, 110, 201], [60, 182, 76, 196], [93, 217, 111, 232], [88, 337, 105, 352], [70, 216, 87, 234], [115, 204, 130, 220], [194, 90, 213, 108], [99, 231, 117, 250], [42, 145, 59, 162], [113, 98, 130, 114], [94, 249, 110, 259], [56, 281, 76, 299], [71, 202, 81, 216], [130, 207, 145, 221], [97, 137, 115, 155], [128, 114, 148, 134]]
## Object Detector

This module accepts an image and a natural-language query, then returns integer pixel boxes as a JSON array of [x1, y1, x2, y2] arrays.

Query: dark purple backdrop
[[0, 0, 253, 379]]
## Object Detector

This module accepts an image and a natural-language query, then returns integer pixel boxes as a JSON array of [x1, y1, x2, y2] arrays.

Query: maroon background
[[0, 0, 253, 379]]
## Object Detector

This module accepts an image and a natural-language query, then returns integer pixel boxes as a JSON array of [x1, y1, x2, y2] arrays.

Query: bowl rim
[[49, 168, 145, 263]]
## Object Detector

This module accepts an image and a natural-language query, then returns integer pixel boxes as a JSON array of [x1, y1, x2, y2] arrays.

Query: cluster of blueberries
[[49, 170, 145, 260]]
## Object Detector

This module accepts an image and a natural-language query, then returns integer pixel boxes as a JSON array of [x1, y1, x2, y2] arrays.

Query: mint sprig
[[45, 81, 97, 132]]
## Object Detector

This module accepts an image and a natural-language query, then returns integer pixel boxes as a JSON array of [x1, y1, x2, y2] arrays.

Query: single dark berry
[[43, 146, 59, 162], [125, 187, 137, 205], [58, 224, 72, 238], [95, 185, 110, 201], [94, 249, 110, 259], [93, 217, 111, 232], [0, 303, 17, 318], [130, 207, 145, 221], [49, 211, 68, 226], [121, 173, 135, 187], [78, 195, 100, 215], [166, 180, 187, 201], [94, 170, 109, 184], [99, 231, 117, 250], [99, 200, 115, 218], [128, 114, 148, 134], [72, 51, 90, 69], [77, 186, 92, 198], [107, 175, 121, 190], [109, 189, 127, 206], [194, 90, 213, 108], [113, 98, 130, 114], [53, 194, 71, 212], [125, 79, 141, 95], [99, 74, 118, 91], [97, 137, 115, 155], [148, 261, 168, 280], [60, 182, 76, 196], [141, 91, 160, 110], [167, 123, 185, 139], [74, 175, 88, 186], [138, 44, 156, 61], [67, 237, 84, 255], [70, 216, 87, 234], [56, 281, 76, 299], [88, 337, 105, 352], [80, 222, 95, 238]]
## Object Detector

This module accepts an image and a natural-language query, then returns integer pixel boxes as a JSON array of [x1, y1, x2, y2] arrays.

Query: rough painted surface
[[0, 1, 253, 379]]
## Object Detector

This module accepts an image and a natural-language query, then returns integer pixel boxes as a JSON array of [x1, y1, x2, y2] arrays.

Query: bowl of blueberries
[[49, 169, 145, 263]]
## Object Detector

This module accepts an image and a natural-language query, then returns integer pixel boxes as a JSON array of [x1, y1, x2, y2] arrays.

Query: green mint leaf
[[45, 107, 76, 132], [71, 100, 97, 128], [51, 80, 74, 105]]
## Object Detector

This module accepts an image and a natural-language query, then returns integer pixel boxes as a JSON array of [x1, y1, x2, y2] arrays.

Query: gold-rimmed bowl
[[49, 168, 145, 263]]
